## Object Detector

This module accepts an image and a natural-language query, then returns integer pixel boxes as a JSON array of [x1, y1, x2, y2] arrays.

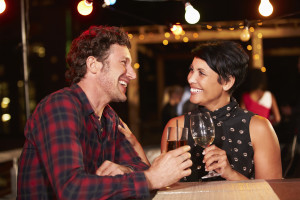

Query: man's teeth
[[119, 81, 127, 87], [190, 88, 202, 93]]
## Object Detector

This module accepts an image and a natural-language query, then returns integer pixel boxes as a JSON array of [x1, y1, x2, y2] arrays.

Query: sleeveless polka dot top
[[183, 98, 255, 181]]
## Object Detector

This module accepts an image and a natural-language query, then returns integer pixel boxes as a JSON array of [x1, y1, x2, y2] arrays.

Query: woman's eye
[[200, 71, 205, 75]]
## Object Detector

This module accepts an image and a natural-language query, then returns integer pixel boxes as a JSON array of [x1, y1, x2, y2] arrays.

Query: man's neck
[[77, 81, 108, 119]]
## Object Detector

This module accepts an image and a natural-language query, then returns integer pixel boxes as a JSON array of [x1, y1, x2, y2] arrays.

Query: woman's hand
[[202, 145, 247, 180], [118, 119, 137, 147], [118, 119, 151, 166]]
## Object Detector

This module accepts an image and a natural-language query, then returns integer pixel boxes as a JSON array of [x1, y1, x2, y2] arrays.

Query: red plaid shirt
[[17, 84, 150, 199]]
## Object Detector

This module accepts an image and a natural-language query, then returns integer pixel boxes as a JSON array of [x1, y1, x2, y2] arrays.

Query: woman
[[240, 68, 281, 125], [161, 41, 282, 181]]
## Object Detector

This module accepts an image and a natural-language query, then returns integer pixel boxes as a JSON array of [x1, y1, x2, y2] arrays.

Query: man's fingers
[[182, 168, 192, 177], [180, 158, 193, 169], [171, 145, 191, 157], [96, 160, 112, 175], [180, 152, 191, 162]]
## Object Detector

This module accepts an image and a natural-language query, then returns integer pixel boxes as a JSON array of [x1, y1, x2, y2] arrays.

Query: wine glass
[[167, 127, 189, 152], [190, 112, 220, 179]]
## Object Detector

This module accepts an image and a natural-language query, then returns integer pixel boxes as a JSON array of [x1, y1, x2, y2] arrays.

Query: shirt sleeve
[[31, 93, 150, 199]]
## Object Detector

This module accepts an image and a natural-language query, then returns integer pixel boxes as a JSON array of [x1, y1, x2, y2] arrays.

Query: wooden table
[[151, 178, 300, 200], [268, 178, 300, 200]]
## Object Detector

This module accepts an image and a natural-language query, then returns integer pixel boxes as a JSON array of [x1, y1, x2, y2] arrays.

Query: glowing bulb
[[0, 0, 6, 14], [134, 63, 140, 69], [104, 0, 116, 6], [77, 0, 93, 16], [170, 23, 183, 36], [240, 27, 250, 42], [2, 113, 11, 122], [259, 0, 273, 17], [185, 2, 200, 24]]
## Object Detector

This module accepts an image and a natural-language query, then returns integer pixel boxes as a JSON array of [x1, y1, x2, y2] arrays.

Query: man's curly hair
[[65, 26, 131, 84]]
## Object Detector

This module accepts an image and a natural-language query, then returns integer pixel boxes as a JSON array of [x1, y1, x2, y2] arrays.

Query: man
[[17, 26, 192, 199]]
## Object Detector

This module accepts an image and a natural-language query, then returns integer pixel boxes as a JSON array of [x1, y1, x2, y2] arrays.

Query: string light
[[259, 0, 273, 17], [104, 0, 116, 6], [183, 37, 189, 43], [0, 0, 6, 14], [240, 26, 250, 42], [185, 2, 200, 24], [163, 40, 168, 45], [170, 23, 183, 35], [77, 0, 93, 16], [128, 33, 133, 39], [133, 63, 140, 69], [247, 45, 253, 51], [103, 0, 117, 7], [164, 32, 170, 38], [193, 33, 199, 38]]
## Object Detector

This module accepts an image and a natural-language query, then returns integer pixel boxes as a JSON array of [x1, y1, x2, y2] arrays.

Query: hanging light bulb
[[104, 0, 116, 6], [185, 2, 200, 24], [170, 23, 183, 36], [0, 0, 6, 14], [240, 27, 250, 42], [259, 0, 273, 17], [103, 0, 117, 7], [77, 0, 93, 16]]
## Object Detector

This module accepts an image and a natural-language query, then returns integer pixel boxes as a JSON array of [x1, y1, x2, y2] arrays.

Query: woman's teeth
[[190, 88, 202, 93]]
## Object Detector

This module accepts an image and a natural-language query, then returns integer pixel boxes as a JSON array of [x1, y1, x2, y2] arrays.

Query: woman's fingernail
[[202, 151, 205, 155]]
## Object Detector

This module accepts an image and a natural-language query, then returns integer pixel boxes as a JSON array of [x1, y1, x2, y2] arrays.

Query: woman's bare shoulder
[[249, 115, 278, 147], [165, 115, 185, 127]]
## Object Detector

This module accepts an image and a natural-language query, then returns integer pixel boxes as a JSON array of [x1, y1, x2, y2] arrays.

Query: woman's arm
[[203, 114, 282, 181], [161, 116, 185, 153], [118, 120, 150, 166], [250, 115, 282, 179], [271, 93, 281, 124]]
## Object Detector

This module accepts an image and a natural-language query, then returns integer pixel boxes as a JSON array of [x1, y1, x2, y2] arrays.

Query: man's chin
[[111, 96, 127, 103]]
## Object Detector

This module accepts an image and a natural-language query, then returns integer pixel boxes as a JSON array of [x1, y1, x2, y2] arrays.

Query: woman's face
[[187, 57, 231, 111]]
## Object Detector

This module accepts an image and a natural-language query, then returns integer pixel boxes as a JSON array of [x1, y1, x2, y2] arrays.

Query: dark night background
[[0, 0, 299, 151]]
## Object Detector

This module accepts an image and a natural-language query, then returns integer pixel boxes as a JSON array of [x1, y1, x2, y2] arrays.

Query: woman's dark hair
[[192, 40, 249, 94], [65, 26, 131, 84]]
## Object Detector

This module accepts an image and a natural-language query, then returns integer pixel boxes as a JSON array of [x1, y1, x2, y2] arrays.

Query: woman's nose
[[187, 72, 195, 84]]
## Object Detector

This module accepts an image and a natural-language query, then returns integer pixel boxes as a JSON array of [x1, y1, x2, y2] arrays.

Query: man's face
[[97, 44, 136, 103]]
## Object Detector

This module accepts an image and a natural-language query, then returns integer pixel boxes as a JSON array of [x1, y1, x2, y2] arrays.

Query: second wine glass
[[190, 112, 220, 179]]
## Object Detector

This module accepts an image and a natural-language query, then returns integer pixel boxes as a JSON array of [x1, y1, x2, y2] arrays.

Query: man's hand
[[96, 160, 133, 176], [144, 145, 192, 190]]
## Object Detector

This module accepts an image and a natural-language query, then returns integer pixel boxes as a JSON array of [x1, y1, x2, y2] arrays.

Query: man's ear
[[222, 76, 235, 92], [86, 56, 102, 74]]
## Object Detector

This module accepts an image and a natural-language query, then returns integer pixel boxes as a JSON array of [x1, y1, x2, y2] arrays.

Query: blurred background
[[0, 0, 300, 195]]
